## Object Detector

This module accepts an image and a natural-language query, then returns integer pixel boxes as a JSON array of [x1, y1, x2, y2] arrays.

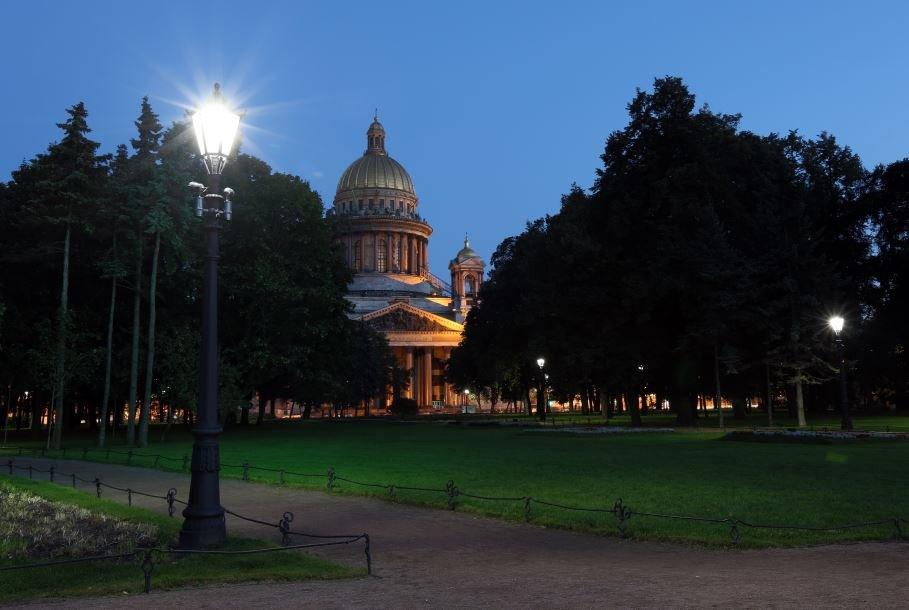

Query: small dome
[[452, 235, 482, 264]]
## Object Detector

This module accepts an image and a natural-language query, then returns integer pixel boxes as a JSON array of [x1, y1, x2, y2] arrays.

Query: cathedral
[[328, 116, 485, 410]]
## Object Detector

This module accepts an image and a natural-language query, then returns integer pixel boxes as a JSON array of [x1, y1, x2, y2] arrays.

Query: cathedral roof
[[336, 116, 415, 197]]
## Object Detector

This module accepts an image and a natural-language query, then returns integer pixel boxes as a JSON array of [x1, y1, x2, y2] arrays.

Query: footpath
[[4, 457, 907, 608]]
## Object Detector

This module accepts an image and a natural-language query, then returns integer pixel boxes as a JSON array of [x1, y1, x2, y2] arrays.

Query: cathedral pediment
[[360, 301, 463, 333]]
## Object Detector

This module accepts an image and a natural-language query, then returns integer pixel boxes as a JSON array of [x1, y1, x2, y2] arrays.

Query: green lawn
[[0, 475, 361, 602], [3, 413, 908, 548]]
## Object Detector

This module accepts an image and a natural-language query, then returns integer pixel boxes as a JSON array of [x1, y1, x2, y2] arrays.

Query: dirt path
[[4, 457, 907, 608]]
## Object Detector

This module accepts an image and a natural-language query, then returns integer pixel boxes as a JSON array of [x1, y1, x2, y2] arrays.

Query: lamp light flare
[[828, 316, 845, 334], [192, 83, 241, 175], [536, 357, 545, 369]]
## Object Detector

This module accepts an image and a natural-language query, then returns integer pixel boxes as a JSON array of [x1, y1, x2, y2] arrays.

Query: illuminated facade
[[329, 117, 484, 409]]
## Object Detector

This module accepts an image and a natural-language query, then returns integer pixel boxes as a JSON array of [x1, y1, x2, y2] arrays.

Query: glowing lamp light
[[192, 83, 240, 175], [463, 389, 470, 395], [536, 357, 545, 369], [828, 316, 845, 335]]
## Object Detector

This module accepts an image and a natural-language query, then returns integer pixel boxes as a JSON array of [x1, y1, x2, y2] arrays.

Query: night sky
[[2, 0, 906, 273]]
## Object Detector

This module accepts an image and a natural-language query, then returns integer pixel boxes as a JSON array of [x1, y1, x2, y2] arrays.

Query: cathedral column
[[422, 349, 432, 405], [422, 239, 428, 272], [404, 349, 414, 399], [373, 232, 379, 272]]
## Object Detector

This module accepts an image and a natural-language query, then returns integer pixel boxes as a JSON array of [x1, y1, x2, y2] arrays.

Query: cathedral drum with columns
[[328, 116, 484, 411]]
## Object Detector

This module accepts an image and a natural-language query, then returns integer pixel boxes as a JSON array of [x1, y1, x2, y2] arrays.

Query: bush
[[390, 398, 418, 418]]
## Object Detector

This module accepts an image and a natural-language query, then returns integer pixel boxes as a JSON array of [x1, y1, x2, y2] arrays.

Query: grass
[[3, 412, 908, 548], [0, 476, 361, 602]]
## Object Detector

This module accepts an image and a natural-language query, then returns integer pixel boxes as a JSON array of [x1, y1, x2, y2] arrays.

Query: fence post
[[613, 498, 631, 538], [95, 477, 102, 498], [327, 467, 335, 491], [242, 461, 249, 481], [167, 488, 177, 517], [445, 480, 459, 510], [279, 470, 285, 485], [141, 549, 154, 594], [72, 473, 76, 488], [49, 466, 55, 482], [279, 511, 294, 546], [729, 520, 740, 546], [523, 497, 533, 522], [127, 489, 133, 506]]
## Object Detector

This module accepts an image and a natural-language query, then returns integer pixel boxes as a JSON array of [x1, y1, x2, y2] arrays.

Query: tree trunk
[[713, 343, 724, 428], [138, 231, 161, 448], [98, 273, 118, 448], [625, 389, 642, 427], [51, 223, 71, 450], [732, 396, 747, 420], [523, 389, 532, 416], [127, 246, 143, 446], [794, 376, 807, 427], [765, 361, 774, 427], [580, 388, 590, 416]]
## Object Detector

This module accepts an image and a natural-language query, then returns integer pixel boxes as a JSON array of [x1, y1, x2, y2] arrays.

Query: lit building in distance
[[329, 116, 484, 410]]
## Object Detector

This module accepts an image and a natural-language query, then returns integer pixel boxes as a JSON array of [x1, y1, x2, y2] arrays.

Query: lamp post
[[536, 357, 546, 422], [828, 316, 852, 431], [179, 83, 240, 549]]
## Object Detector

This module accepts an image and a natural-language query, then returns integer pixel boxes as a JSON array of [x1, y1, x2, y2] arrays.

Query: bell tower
[[449, 234, 485, 323]]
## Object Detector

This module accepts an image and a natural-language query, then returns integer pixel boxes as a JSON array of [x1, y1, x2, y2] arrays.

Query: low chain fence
[[2, 445, 907, 547], [1, 458, 371, 594]]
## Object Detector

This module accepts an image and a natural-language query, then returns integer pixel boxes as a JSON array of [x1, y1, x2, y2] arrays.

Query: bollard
[[72, 473, 77, 488], [523, 497, 533, 522], [729, 521, 741, 546], [95, 478, 102, 498], [279, 470, 285, 485], [387, 485, 397, 502], [242, 461, 249, 481], [327, 467, 336, 491], [127, 489, 133, 506]]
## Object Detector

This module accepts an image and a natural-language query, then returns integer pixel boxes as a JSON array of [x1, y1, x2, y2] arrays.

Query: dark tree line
[[0, 98, 392, 447], [449, 77, 908, 425]]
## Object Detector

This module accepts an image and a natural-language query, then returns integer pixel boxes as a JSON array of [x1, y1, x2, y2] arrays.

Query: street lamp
[[536, 357, 546, 422], [179, 83, 240, 549], [828, 316, 852, 431]]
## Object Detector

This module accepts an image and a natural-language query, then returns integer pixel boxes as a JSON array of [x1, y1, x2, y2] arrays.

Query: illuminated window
[[353, 240, 362, 271], [377, 239, 387, 272]]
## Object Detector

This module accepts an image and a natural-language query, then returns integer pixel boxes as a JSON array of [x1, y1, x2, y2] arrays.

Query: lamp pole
[[536, 358, 546, 422], [828, 316, 852, 431], [179, 83, 239, 549]]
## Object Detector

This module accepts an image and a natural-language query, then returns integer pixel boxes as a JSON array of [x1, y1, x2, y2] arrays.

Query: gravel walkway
[[4, 457, 907, 608]]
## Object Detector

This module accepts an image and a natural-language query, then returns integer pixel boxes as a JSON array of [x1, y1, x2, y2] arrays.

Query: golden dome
[[335, 117, 415, 197]]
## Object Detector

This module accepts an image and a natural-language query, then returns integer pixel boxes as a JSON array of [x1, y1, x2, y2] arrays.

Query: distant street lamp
[[536, 357, 546, 422], [828, 316, 853, 431], [179, 83, 240, 549]]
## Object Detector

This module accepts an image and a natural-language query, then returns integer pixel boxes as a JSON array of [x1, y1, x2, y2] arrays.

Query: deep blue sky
[[2, 1, 907, 274]]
